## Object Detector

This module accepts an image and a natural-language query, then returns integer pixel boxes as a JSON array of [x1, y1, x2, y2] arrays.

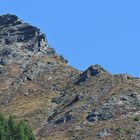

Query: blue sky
[[0, 0, 140, 76]]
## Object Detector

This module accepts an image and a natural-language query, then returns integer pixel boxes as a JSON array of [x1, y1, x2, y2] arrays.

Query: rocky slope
[[0, 14, 140, 140]]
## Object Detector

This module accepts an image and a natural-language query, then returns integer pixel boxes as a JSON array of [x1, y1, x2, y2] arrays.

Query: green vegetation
[[126, 128, 133, 134], [134, 116, 139, 122], [0, 113, 35, 140]]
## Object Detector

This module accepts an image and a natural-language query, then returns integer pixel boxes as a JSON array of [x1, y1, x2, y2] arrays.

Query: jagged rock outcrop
[[0, 14, 140, 140], [75, 64, 110, 85], [0, 14, 47, 53]]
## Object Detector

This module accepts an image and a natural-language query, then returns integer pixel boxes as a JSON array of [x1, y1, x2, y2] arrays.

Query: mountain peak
[[75, 64, 110, 85], [0, 14, 19, 26], [0, 14, 48, 54], [87, 64, 108, 74]]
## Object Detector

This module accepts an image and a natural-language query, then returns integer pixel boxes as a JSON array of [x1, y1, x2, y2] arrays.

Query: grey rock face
[[54, 114, 76, 124], [0, 14, 68, 68], [87, 91, 140, 122], [0, 47, 22, 65], [131, 131, 140, 140], [0, 66, 5, 74], [0, 14, 19, 26], [0, 14, 48, 54], [87, 107, 115, 122], [75, 64, 110, 85], [97, 128, 111, 138]]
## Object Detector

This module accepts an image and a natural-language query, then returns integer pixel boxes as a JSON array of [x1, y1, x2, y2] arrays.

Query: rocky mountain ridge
[[0, 14, 140, 140]]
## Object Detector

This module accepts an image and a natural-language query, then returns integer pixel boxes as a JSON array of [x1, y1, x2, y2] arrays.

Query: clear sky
[[0, 0, 140, 76]]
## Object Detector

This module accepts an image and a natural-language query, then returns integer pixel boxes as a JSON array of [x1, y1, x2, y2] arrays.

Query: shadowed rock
[[0, 14, 48, 53], [75, 64, 110, 85]]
